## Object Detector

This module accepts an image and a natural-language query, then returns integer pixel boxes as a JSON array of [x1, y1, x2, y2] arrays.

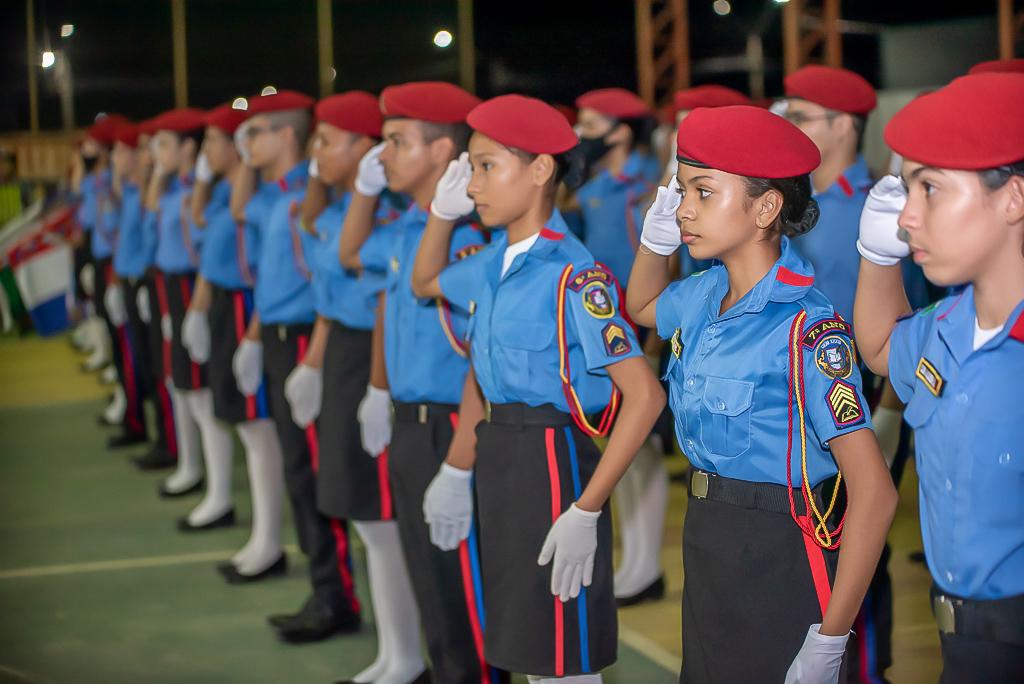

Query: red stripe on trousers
[[178, 277, 200, 390], [117, 326, 143, 434], [232, 292, 257, 419], [153, 273, 172, 380], [328, 518, 361, 613], [376, 447, 393, 521], [544, 427, 565, 677], [296, 335, 319, 473], [801, 532, 833, 618], [156, 379, 178, 457]]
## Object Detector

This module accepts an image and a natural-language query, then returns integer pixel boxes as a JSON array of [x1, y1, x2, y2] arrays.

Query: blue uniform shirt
[[889, 289, 1024, 600], [112, 183, 152, 279], [792, 157, 872, 324], [154, 175, 201, 274], [656, 237, 872, 486], [92, 175, 118, 260], [575, 150, 660, 289], [198, 179, 255, 290], [439, 209, 642, 414], [76, 170, 109, 233], [251, 162, 314, 325], [359, 203, 485, 404], [311, 193, 398, 330]]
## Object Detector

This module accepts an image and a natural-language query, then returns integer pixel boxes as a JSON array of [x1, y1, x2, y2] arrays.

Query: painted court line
[[0, 545, 300, 581], [618, 623, 682, 674]]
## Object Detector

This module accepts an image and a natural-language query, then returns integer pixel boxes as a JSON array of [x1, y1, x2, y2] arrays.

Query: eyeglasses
[[244, 124, 278, 140], [781, 112, 837, 127]]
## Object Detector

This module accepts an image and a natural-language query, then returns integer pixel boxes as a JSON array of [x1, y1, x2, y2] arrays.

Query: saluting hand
[[430, 152, 474, 221], [640, 176, 683, 256], [857, 174, 909, 266], [538, 503, 601, 603], [354, 142, 388, 197]]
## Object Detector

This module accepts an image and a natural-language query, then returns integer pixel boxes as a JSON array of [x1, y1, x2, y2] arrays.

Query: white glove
[[308, 156, 319, 179], [354, 142, 388, 196], [422, 463, 474, 551], [640, 176, 683, 256], [784, 624, 849, 684], [104, 283, 127, 327], [136, 287, 151, 323], [182, 310, 210, 364], [538, 503, 601, 602], [284, 363, 323, 428], [856, 175, 909, 266], [160, 314, 172, 342], [357, 384, 392, 456], [430, 152, 474, 221], [234, 121, 252, 166], [195, 152, 213, 183], [80, 263, 95, 297], [232, 339, 263, 397]]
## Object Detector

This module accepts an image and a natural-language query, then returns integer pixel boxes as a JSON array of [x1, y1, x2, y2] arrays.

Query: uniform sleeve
[[656, 274, 707, 341], [566, 267, 642, 371], [358, 223, 395, 274], [888, 309, 933, 404], [438, 252, 483, 314], [243, 192, 267, 232], [799, 317, 874, 447]]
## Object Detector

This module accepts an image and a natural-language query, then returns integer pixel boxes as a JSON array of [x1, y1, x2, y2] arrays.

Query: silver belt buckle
[[691, 471, 710, 499], [417, 404, 428, 424], [277, 324, 287, 342], [933, 595, 957, 634], [484, 400, 492, 423]]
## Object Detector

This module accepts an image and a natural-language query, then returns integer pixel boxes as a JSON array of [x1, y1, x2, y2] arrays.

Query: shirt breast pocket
[[495, 318, 555, 394], [699, 376, 754, 458]]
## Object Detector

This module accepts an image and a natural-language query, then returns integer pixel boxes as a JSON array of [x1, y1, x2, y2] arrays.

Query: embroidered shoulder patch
[[455, 244, 485, 261], [814, 334, 853, 380], [915, 357, 944, 397], [802, 318, 852, 349], [582, 281, 614, 319], [827, 379, 865, 429], [568, 267, 613, 292], [602, 323, 632, 356]]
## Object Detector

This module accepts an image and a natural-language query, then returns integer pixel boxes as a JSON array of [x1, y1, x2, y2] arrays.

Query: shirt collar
[[707, 237, 816, 321], [276, 161, 308, 192], [818, 156, 870, 199], [493, 209, 570, 282], [938, 286, 1024, 362], [615, 150, 648, 184]]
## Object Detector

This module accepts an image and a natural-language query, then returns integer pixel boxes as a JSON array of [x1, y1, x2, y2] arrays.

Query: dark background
[[0, 0, 1007, 131]]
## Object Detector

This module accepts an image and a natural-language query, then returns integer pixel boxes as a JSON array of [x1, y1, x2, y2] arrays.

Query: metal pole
[[823, 0, 842, 67], [635, 0, 654, 105], [782, 0, 803, 76], [998, 0, 1016, 59], [26, 0, 39, 133], [317, 0, 334, 96], [746, 34, 765, 101], [171, 0, 188, 107], [457, 0, 476, 93]]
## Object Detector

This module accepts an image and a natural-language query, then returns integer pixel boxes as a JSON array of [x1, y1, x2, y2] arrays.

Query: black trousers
[[124, 276, 176, 452], [389, 402, 500, 684], [933, 588, 1024, 684], [94, 258, 146, 437], [261, 322, 360, 616], [138, 273, 178, 457], [73, 240, 93, 303]]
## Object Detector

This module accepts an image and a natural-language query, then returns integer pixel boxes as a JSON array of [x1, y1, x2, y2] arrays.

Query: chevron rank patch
[[915, 357, 944, 397], [602, 323, 632, 357], [827, 379, 865, 429]]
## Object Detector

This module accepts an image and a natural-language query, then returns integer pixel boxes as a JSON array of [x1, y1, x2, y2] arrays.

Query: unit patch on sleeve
[[827, 378, 865, 429], [814, 334, 853, 380], [582, 281, 614, 319], [602, 323, 632, 357]]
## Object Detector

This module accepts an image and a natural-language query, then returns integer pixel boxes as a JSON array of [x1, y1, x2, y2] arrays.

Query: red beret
[[575, 88, 650, 119], [152, 108, 207, 134], [112, 121, 140, 147], [246, 90, 315, 116], [87, 114, 130, 146], [137, 117, 159, 136], [677, 105, 820, 178], [969, 58, 1024, 75], [884, 73, 1024, 170], [315, 91, 383, 138], [204, 103, 248, 135], [467, 95, 578, 155], [379, 81, 481, 123], [784, 65, 876, 115], [554, 104, 578, 127], [673, 85, 750, 113]]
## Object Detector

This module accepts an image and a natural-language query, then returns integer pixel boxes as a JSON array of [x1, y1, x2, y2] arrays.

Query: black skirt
[[160, 271, 207, 392], [208, 285, 270, 424], [475, 405, 617, 677]]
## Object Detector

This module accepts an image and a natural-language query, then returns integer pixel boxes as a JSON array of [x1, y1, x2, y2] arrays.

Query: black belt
[[931, 587, 1024, 644], [688, 469, 834, 518], [486, 402, 572, 427], [393, 401, 459, 425], [267, 322, 313, 342]]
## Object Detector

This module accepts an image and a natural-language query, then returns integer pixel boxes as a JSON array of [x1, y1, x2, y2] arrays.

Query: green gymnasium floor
[[0, 333, 941, 683]]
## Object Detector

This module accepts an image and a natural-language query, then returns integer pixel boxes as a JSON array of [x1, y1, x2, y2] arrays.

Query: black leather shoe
[[107, 432, 149, 449], [616, 575, 666, 607], [267, 596, 317, 629], [158, 478, 203, 498], [177, 508, 235, 532], [221, 554, 287, 584], [133, 446, 176, 471], [272, 599, 361, 643]]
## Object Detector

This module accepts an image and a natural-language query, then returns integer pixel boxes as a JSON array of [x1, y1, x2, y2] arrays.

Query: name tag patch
[[915, 357, 944, 397]]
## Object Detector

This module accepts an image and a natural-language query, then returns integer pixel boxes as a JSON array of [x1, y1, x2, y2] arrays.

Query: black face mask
[[82, 154, 99, 173], [576, 135, 613, 173]]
